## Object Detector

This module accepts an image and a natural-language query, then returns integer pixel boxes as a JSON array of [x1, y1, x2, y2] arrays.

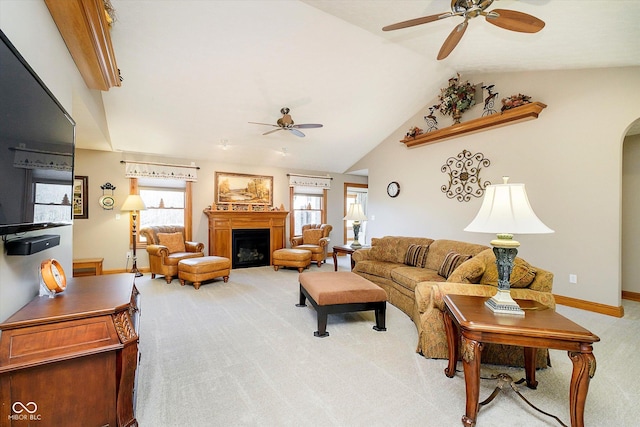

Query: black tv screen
[[0, 29, 75, 236]]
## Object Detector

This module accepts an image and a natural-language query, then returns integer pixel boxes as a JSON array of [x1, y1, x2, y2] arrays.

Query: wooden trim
[[45, 0, 121, 91], [622, 290, 640, 302], [401, 102, 547, 148], [553, 294, 624, 318], [185, 181, 193, 241]]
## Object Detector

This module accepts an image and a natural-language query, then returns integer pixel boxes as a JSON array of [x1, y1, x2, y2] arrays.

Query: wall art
[[441, 150, 491, 202], [214, 172, 273, 206]]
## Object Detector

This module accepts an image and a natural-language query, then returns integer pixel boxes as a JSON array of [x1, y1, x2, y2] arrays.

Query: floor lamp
[[121, 194, 147, 277], [464, 177, 553, 315], [344, 203, 367, 249]]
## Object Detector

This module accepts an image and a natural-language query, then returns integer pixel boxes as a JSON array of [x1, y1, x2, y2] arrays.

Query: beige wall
[[349, 67, 640, 309], [622, 133, 640, 294], [0, 1, 86, 321], [73, 149, 367, 271]]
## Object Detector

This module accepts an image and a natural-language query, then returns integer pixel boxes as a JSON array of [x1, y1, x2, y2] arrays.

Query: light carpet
[[134, 256, 638, 426]]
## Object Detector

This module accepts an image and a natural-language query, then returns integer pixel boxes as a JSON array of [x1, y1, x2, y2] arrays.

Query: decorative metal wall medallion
[[441, 149, 491, 202]]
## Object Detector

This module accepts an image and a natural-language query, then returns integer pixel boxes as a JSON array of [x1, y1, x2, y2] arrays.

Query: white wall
[[73, 149, 367, 271], [350, 67, 640, 309], [0, 1, 87, 321]]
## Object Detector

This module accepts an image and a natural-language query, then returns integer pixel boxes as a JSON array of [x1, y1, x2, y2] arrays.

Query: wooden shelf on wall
[[401, 102, 547, 148], [45, 0, 121, 91]]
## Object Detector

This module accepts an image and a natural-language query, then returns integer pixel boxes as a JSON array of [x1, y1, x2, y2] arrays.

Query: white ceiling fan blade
[[289, 128, 305, 137], [263, 128, 284, 136], [248, 121, 278, 127]]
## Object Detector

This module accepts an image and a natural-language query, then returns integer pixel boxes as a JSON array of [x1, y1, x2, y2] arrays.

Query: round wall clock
[[40, 259, 67, 293], [387, 181, 400, 198], [99, 195, 115, 210]]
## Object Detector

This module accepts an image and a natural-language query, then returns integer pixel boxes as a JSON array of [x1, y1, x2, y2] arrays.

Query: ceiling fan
[[249, 107, 323, 137], [382, 0, 545, 60]]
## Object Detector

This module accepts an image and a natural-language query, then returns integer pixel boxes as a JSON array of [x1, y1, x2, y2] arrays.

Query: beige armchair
[[291, 224, 332, 266], [140, 225, 204, 283]]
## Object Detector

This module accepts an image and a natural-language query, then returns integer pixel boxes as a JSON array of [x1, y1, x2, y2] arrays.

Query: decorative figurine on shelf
[[423, 105, 439, 132], [438, 73, 476, 125], [406, 126, 424, 139], [501, 93, 532, 112], [481, 84, 499, 117]]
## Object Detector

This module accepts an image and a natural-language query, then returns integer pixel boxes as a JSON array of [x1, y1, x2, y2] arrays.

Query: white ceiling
[[76, 0, 640, 174]]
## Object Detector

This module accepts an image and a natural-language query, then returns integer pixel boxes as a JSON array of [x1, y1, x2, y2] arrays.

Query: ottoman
[[273, 248, 312, 273], [296, 271, 388, 337], [178, 256, 231, 290]]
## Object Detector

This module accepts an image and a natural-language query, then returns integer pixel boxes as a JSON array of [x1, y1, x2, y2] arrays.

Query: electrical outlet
[[569, 274, 578, 284], [126, 251, 132, 260]]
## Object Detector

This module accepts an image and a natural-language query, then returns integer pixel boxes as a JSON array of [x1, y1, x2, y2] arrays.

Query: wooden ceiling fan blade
[[484, 9, 545, 33], [293, 124, 323, 129], [289, 128, 305, 137], [437, 20, 468, 60], [263, 128, 284, 136], [382, 12, 453, 31]]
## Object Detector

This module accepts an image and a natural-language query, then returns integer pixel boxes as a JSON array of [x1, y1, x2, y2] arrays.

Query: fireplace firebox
[[232, 229, 270, 269]]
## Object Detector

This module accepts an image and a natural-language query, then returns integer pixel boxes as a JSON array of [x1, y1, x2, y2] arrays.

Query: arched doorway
[[621, 118, 640, 302]]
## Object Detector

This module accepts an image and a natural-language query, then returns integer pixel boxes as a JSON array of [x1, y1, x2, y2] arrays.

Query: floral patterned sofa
[[352, 236, 555, 368]]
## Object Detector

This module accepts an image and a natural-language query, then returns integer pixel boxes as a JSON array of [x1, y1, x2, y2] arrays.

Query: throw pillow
[[438, 251, 472, 279], [405, 244, 429, 268], [157, 232, 186, 253], [302, 229, 324, 245]]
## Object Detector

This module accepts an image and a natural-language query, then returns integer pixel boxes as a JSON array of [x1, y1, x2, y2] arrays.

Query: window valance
[[12, 147, 73, 172], [122, 160, 198, 182], [287, 173, 331, 189]]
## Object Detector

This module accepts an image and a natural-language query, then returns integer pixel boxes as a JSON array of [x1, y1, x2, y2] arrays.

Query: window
[[290, 186, 327, 238], [34, 181, 73, 223], [130, 178, 192, 244]]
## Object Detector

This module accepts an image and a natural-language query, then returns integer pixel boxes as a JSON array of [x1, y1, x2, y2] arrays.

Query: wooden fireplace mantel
[[203, 210, 289, 265]]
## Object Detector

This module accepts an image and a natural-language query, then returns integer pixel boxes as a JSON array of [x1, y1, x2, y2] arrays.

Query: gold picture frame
[[214, 172, 273, 206], [73, 176, 88, 219]]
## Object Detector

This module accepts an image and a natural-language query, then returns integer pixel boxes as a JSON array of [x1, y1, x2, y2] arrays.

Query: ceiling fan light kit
[[383, 0, 545, 60], [249, 107, 323, 137]]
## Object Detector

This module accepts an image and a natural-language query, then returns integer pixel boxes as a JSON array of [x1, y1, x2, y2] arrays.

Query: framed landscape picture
[[73, 176, 88, 219], [215, 172, 273, 206]]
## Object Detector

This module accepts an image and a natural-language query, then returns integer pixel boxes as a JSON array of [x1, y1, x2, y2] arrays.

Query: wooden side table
[[443, 294, 600, 427], [73, 257, 104, 277], [332, 244, 369, 271]]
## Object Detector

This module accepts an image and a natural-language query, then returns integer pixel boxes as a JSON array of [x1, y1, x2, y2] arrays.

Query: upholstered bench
[[178, 256, 231, 290], [296, 271, 388, 337], [273, 248, 312, 273]]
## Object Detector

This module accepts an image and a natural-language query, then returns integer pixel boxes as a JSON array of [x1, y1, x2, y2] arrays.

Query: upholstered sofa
[[352, 236, 555, 368], [140, 225, 205, 283], [291, 224, 332, 266]]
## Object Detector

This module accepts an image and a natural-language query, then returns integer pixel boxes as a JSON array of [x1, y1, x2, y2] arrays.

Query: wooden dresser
[[0, 274, 140, 426]]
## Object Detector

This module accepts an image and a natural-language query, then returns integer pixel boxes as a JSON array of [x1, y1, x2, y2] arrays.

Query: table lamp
[[344, 203, 367, 249], [121, 194, 147, 277], [464, 177, 553, 315]]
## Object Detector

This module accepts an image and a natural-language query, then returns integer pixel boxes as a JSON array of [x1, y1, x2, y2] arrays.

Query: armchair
[[291, 224, 332, 266], [140, 225, 204, 283]]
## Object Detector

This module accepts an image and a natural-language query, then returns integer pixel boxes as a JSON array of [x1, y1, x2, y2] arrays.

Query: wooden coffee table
[[332, 244, 369, 271], [442, 294, 600, 427]]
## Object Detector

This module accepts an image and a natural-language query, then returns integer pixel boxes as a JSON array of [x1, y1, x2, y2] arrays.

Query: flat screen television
[[0, 29, 75, 236]]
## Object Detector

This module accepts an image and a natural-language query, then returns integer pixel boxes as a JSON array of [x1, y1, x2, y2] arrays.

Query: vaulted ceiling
[[75, 1, 640, 174]]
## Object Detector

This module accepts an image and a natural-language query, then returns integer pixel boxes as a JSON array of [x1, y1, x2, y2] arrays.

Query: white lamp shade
[[464, 181, 553, 235], [121, 195, 147, 212], [343, 203, 367, 221]]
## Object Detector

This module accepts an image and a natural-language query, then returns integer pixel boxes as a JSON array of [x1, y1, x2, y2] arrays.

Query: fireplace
[[232, 228, 270, 269]]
